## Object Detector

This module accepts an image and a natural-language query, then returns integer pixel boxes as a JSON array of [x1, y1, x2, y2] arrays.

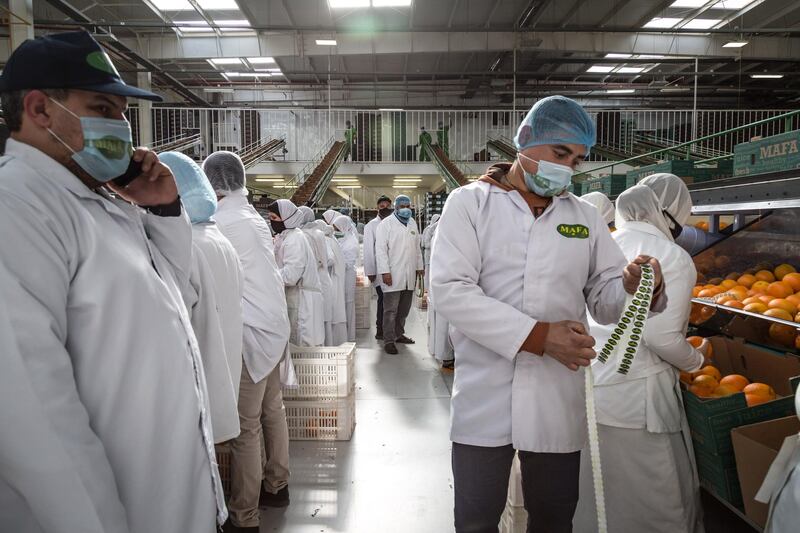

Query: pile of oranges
[[692, 264, 800, 347], [680, 361, 778, 406]]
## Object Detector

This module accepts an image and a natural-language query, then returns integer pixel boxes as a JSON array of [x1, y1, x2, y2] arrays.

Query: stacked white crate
[[355, 267, 372, 330], [500, 455, 528, 533], [283, 343, 356, 441]]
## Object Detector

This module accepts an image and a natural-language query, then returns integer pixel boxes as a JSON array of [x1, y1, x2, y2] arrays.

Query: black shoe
[[396, 335, 415, 344], [259, 485, 290, 508], [222, 520, 259, 533], [384, 342, 398, 354], [375, 331, 384, 340]]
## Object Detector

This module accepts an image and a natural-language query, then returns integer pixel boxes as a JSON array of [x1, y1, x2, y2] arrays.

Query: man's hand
[[368, 275, 376, 283], [382, 273, 393, 286], [623, 255, 663, 295], [107, 148, 178, 207], [543, 321, 596, 371]]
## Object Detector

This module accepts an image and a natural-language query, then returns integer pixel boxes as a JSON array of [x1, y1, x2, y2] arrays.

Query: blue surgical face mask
[[48, 98, 133, 183], [396, 207, 412, 220], [518, 153, 574, 197]]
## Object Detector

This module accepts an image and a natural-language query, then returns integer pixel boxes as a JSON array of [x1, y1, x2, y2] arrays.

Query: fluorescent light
[[660, 87, 691, 92], [683, 18, 722, 29], [332, 178, 359, 182], [150, 0, 192, 10], [380, 108, 404, 111], [338, 185, 362, 189], [606, 89, 636, 94], [224, 72, 271, 78], [587, 65, 616, 73], [198, 0, 239, 8], [208, 58, 242, 66], [393, 185, 418, 189], [750, 74, 784, 79], [247, 57, 276, 64], [203, 87, 235, 93], [254, 178, 284, 182], [373, 0, 413, 6], [637, 54, 666, 59], [254, 68, 281, 73], [643, 17, 682, 28], [316, 39, 338, 46], [723, 41, 749, 48], [605, 53, 632, 59], [713, 0, 754, 9], [617, 67, 645, 74], [670, 0, 706, 7], [329, 0, 370, 7]]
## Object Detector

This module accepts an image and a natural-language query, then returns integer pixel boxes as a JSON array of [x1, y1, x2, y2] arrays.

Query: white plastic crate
[[285, 394, 355, 441], [499, 504, 528, 533], [283, 343, 355, 400]]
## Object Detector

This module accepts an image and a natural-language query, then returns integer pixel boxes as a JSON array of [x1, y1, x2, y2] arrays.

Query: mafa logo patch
[[557, 223, 589, 239]]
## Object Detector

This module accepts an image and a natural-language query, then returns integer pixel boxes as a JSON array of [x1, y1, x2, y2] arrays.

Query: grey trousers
[[381, 289, 413, 344], [452, 442, 581, 533]]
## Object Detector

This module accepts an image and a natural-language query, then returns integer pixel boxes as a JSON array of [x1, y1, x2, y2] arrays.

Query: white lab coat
[[363, 216, 381, 286], [301, 222, 335, 333], [575, 220, 705, 533], [0, 139, 224, 532], [375, 215, 424, 294], [215, 193, 290, 382], [430, 177, 629, 453], [421, 216, 439, 291], [426, 222, 454, 362], [319, 223, 348, 345], [274, 228, 325, 347], [189, 222, 244, 443], [337, 228, 359, 342]]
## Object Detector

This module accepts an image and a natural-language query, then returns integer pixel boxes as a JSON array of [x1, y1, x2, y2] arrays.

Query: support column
[[9, 0, 34, 51], [137, 72, 154, 147]]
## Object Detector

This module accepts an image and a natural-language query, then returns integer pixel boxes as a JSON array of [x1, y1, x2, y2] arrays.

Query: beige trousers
[[229, 364, 290, 527]]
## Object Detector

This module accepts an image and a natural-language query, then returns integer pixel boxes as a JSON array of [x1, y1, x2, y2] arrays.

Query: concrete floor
[[261, 304, 456, 532]]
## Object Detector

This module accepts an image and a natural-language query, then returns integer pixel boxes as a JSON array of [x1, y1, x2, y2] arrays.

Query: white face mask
[[518, 152, 574, 197]]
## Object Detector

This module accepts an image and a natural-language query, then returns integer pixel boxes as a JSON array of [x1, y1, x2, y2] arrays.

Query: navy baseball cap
[[0, 31, 162, 102]]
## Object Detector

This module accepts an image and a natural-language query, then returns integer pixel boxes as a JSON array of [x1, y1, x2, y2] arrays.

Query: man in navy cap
[[0, 32, 225, 533]]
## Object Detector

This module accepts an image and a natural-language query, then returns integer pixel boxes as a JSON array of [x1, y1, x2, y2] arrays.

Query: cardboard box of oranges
[[681, 336, 800, 507]]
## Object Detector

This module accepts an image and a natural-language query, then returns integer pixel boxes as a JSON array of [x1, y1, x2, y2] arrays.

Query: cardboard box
[[734, 130, 800, 177], [731, 415, 800, 528], [682, 336, 800, 507]]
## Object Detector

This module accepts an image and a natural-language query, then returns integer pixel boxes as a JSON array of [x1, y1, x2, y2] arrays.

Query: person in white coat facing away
[[430, 96, 665, 533], [0, 31, 225, 532], [363, 194, 394, 340], [268, 199, 325, 347], [298, 206, 335, 342], [574, 179, 708, 533], [333, 214, 360, 342], [580, 191, 615, 229], [375, 195, 424, 355], [421, 213, 440, 290], [424, 215, 454, 370], [161, 151, 243, 444], [317, 218, 349, 345], [202, 151, 292, 530]]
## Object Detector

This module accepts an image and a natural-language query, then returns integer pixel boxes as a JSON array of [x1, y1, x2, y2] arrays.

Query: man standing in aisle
[[375, 195, 424, 355], [363, 194, 393, 340], [419, 126, 432, 161], [430, 95, 665, 533], [0, 31, 224, 532], [202, 151, 292, 533], [345, 119, 357, 161]]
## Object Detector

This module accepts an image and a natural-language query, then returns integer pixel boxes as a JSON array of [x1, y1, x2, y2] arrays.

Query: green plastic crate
[[627, 160, 696, 183], [734, 130, 800, 177]]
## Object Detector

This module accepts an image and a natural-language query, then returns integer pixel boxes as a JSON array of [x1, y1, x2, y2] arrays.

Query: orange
[[724, 300, 745, 310], [759, 295, 775, 304], [692, 374, 719, 395], [744, 383, 777, 397], [781, 272, 800, 292], [786, 294, 800, 307], [690, 385, 713, 398], [752, 281, 771, 292], [687, 336, 713, 359], [717, 295, 738, 305], [746, 394, 773, 407], [768, 281, 794, 299], [719, 279, 738, 290], [696, 365, 722, 382], [680, 371, 693, 385], [687, 336, 704, 348], [719, 374, 750, 391], [744, 302, 768, 314], [712, 385, 739, 398], [729, 286, 749, 299], [764, 308, 794, 321], [755, 270, 777, 283], [768, 298, 798, 315], [698, 288, 720, 299], [747, 289, 765, 297], [695, 221, 709, 231], [742, 296, 763, 306], [769, 323, 797, 347], [775, 264, 797, 281], [737, 274, 757, 288], [692, 286, 703, 298]]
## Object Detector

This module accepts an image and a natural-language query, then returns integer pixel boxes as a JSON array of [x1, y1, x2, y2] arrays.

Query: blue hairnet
[[394, 195, 411, 208], [160, 151, 217, 224], [514, 96, 596, 154]]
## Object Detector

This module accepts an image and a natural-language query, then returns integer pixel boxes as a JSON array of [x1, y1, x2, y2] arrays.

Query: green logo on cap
[[86, 51, 120, 76]]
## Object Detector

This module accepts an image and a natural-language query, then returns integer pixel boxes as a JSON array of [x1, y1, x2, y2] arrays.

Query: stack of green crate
[[733, 130, 800, 177], [693, 160, 734, 182], [627, 160, 696, 184], [577, 174, 633, 197]]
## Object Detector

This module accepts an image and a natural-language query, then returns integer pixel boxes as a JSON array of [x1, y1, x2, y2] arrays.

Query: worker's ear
[[517, 125, 532, 148]]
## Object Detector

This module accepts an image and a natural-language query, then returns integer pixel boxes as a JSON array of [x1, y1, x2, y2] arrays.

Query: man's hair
[[1, 89, 70, 132]]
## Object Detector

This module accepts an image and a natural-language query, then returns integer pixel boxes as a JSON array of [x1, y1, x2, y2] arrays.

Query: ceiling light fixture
[[723, 41, 749, 48], [605, 53, 632, 59], [329, 0, 370, 7], [617, 67, 646, 74], [332, 178, 359, 182], [208, 58, 242, 66], [373, 0, 413, 6], [606, 89, 636, 94], [338, 185, 362, 189], [247, 57, 276, 64], [587, 65, 616, 73], [643, 17, 682, 28], [316, 39, 338, 46], [683, 18, 722, 30], [254, 178, 285, 182], [750, 74, 784, 79], [197, 0, 239, 8], [669, 0, 707, 7], [393, 185, 418, 189]]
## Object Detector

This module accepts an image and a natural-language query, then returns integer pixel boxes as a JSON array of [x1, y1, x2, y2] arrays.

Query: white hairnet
[[314, 219, 333, 236], [514, 96, 597, 154], [297, 205, 316, 225], [332, 215, 356, 235], [429, 214, 441, 225], [638, 173, 692, 226], [202, 151, 246, 196], [615, 185, 675, 240], [322, 210, 338, 225], [269, 199, 304, 230], [580, 192, 615, 225]]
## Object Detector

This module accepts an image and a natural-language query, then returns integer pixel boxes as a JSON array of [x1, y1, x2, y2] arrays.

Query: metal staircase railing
[[152, 131, 202, 154], [236, 135, 287, 168], [286, 138, 348, 206], [429, 144, 469, 191], [486, 134, 518, 161]]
